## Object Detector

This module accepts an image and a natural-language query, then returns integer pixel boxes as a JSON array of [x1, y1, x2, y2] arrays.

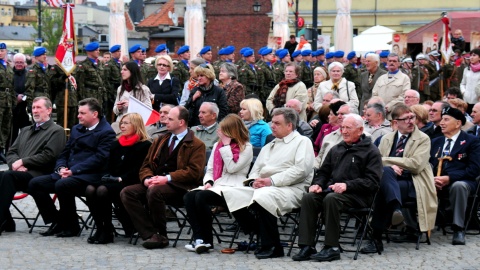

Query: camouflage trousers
[[56, 106, 77, 130], [0, 91, 13, 148]]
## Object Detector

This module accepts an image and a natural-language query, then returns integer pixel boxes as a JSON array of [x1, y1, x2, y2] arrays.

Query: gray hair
[[190, 57, 206, 67], [328, 61, 344, 73], [220, 62, 238, 80], [343, 114, 364, 129], [367, 53, 380, 66], [388, 53, 400, 62], [368, 96, 385, 107], [271, 107, 298, 131], [33, 96, 53, 109], [367, 102, 386, 120], [324, 90, 340, 99], [340, 104, 357, 114], [13, 53, 26, 62], [201, 102, 219, 117], [406, 89, 420, 98]]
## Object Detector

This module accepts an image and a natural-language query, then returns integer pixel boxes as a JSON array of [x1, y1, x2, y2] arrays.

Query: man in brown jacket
[[120, 106, 206, 249]]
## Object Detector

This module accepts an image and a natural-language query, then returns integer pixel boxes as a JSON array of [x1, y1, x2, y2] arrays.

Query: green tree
[[30, 6, 64, 54]]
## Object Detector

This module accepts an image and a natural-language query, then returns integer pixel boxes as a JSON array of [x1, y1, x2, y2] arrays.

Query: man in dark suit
[[359, 53, 386, 113], [427, 101, 449, 139], [467, 102, 480, 136], [29, 98, 116, 237], [430, 106, 480, 245]]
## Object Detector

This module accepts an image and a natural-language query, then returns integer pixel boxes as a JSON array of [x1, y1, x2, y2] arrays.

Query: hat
[[224, 46, 235, 55], [402, 57, 413, 63], [155, 44, 167, 53], [311, 51, 318, 57], [464, 54, 471, 59], [347, 51, 356, 60], [429, 50, 441, 57], [277, 49, 289, 59], [85, 42, 99, 52], [109, 45, 121, 53], [314, 66, 327, 80], [0, 43, 6, 49], [301, 50, 312, 56], [141, 47, 146, 53], [129, 44, 142, 54], [243, 49, 254, 57], [416, 53, 427, 60], [441, 106, 466, 125], [325, 52, 334, 59], [258, 46, 268, 55], [317, 49, 325, 56], [33, 47, 47, 57], [199, 46, 211, 55], [260, 47, 273, 56], [379, 51, 390, 58], [177, 45, 190, 55], [240, 47, 251, 56], [334, 50, 344, 58], [291, 50, 302, 58]]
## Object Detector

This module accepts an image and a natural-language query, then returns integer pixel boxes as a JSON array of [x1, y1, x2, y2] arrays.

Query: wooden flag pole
[[63, 77, 70, 138]]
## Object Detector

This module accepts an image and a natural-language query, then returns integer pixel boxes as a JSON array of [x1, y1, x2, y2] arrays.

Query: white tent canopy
[[330, 25, 395, 55]]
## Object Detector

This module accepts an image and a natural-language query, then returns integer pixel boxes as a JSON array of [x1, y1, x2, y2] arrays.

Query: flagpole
[[63, 0, 71, 138]]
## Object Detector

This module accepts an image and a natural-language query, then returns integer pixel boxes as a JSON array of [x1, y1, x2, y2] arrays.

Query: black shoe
[[292, 246, 317, 261], [255, 245, 284, 259], [4, 219, 15, 232], [390, 233, 418, 243], [87, 229, 102, 244], [452, 231, 465, 245], [95, 230, 114, 244], [310, 246, 341, 262], [360, 239, 384, 254], [56, 227, 80, 238], [40, 223, 62, 236], [391, 209, 405, 226]]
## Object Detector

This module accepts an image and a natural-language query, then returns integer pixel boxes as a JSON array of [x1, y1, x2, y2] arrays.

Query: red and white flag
[[127, 96, 160, 126], [55, 3, 76, 76], [44, 0, 65, 8], [440, 14, 453, 64]]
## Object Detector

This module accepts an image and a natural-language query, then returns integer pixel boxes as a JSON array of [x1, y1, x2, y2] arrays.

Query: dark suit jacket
[[53, 117, 116, 183], [466, 124, 479, 136], [359, 68, 387, 110], [426, 123, 444, 139], [147, 75, 181, 111], [430, 131, 480, 190]]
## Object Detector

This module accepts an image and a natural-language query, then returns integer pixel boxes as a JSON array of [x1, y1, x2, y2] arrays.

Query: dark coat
[[466, 124, 479, 136], [147, 75, 181, 111], [359, 68, 387, 111], [185, 84, 228, 126], [430, 131, 480, 190], [53, 117, 116, 183], [313, 135, 382, 199], [108, 140, 152, 187]]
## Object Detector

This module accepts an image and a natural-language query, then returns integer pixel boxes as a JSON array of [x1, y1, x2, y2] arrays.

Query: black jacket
[[147, 75, 181, 111], [185, 83, 228, 126], [313, 135, 382, 197], [108, 140, 152, 187]]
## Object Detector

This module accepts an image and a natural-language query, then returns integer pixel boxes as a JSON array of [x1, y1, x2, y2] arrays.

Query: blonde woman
[[147, 54, 181, 111], [240, 98, 272, 147]]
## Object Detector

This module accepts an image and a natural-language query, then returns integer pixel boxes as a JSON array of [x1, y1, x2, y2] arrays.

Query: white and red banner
[[127, 96, 160, 126], [440, 14, 453, 64], [55, 3, 76, 76], [44, 0, 65, 8]]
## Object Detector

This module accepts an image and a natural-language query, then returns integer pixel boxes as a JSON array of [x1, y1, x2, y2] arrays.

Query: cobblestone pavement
[[1, 163, 480, 270]]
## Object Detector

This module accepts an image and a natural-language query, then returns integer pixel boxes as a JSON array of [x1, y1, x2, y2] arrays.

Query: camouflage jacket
[[171, 60, 190, 85], [103, 58, 122, 101], [74, 58, 106, 103], [25, 62, 51, 101]]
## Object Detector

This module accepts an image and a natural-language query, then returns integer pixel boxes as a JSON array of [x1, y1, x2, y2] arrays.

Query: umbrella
[[272, 0, 290, 50], [109, 0, 128, 59], [333, 0, 353, 52], [185, 0, 204, 59]]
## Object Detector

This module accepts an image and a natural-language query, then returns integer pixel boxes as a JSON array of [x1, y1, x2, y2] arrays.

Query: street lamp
[[253, 1, 261, 12]]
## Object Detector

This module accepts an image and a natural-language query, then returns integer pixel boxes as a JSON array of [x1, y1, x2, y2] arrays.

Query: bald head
[[285, 99, 302, 114], [404, 90, 420, 106]]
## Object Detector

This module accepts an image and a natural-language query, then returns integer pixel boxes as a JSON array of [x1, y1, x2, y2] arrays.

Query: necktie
[[476, 126, 480, 137], [168, 135, 177, 154], [443, 139, 452, 156], [395, 135, 406, 157]]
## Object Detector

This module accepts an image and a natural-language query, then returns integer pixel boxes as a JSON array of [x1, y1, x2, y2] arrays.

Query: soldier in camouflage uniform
[[213, 46, 235, 79], [103, 45, 122, 123], [299, 50, 313, 88], [237, 49, 261, 100], [25, 47, 51, 103], [0, 43, 15, 162], [74, 42, 106, 108], [171, 45, 190, 85], [128, 44, 150, 84], [414, 54, 432, 102], [325, 52, 334, 66], [443, 54, 460, 88], [256, 47, 276, 100], [379, 51, 389, 71], [272, 49, 290, 83], [292, 50, 302, 65], [333, 50, 345, 63], [343, 51, 360, 98], [199, 46, 213, 64], [50, 64, 77, 129], [417, 53, 439, 101]]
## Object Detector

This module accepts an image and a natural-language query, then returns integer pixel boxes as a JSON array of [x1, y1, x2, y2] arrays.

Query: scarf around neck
[[118, 134, 140, 146], [273, 79, 299, 108], [212, 141, 241, 181], [471, 62, 480, 72]]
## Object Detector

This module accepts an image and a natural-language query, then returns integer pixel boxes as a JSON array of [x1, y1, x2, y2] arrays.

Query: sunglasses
[[157, 63, 169, 67]]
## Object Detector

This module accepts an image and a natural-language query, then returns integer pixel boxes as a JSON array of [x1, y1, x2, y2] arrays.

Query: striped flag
[[55, 3, 76, 76], [44, 0, 65, 8], [127, 96, 160, 126], [440, 14, 453, 64]]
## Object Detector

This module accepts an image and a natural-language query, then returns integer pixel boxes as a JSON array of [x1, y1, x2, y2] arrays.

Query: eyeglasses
[[395, 115, 416, 123], [119, 121, 131, 125], [157, 63, 169, 67]]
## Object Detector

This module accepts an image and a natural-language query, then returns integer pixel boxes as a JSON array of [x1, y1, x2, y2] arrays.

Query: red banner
[[55, 3, 76, 76], [440, 15, 453, 63]]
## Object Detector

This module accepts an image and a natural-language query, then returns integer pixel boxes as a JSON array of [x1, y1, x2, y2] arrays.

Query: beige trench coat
[[266, 81, 308, 121]]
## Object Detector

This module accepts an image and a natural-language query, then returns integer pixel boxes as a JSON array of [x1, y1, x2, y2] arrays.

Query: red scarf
[[118, 134, 140, 146], [212, 141, 241, 181], [273, 79, 299, 108], [187, 77, 199, 91], [122, 81, 133, 92]]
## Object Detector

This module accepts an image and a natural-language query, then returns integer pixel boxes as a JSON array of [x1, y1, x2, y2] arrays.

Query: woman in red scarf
[[183, 114, 253, 253], [85, 113, 151, 244]]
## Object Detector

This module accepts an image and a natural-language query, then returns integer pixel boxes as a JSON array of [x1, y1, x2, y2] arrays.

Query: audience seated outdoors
[[292, 114, 382, 262], [183, 114, 253, 253], [120, 106, 206, 249], [29, 98, 116, 237], [313, 100, 346, 155], [239, 98, 272, 147], [85, 113, 152, 244], [364, 102, 393, 141], [190, 102, 219, 151], [147, 104, 174, 139], [285, 99, 313, 138], [0, 97, 66, 234]]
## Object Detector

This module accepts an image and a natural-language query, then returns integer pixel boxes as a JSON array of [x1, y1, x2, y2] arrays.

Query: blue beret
[[218, 48, 226, 55], [260, 47, 273, 56], [258, 46, 268, 55], [199, 46, 211, 55], [347, 51, 356, 60], [155, 44, 167, 53], [33, 47, 47, 57], [0, 43, 6, 49], [141, 47, 146, 52], [223, 46, 235, 55], [301, 50, 312, 56], [243, 49, 254, 57], [311, 51, 319, 57], [109, 45, 121, 53], [325, 52, 334, 59], [334, 50, 344, 58], [379, 50, 390, 58], [85, 42, 99, 52], [317, 49, 325, 55], [291, 50, 302, 58], [177, 45, 190, 55], [240, 47, 251, 55], [277, 49, 289, 59], [129, 44, 142, 54]]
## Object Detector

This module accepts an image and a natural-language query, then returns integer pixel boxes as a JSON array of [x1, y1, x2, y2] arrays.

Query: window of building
[[353, 28, 358, 36]]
